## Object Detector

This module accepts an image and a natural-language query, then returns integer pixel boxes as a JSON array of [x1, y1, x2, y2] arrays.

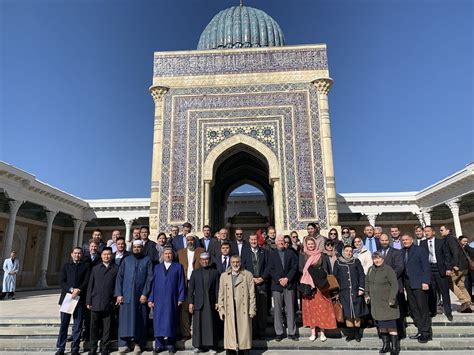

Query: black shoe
[[168, 348, 176, 354], [379, 333, 391, 354], [71, 352, 80, 355], [102, 350, 110, 355], [390, 334, 400, 355], [409, 333, 421, 339], [447, 313, 453, 321], [54, 351, 65, 355], [88, 350, 97, 355], [67, 335, 73, 342], [275, 334, 284, 342], [417, 335, 430, 343], [289, 335, 299, 341], [154, 348, 166, 353]]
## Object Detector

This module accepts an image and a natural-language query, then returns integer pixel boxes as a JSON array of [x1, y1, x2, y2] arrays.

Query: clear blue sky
[[1, 0, 472, 199]]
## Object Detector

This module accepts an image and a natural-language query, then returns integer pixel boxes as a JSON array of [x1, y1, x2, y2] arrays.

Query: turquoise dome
[[197, 6, 285, 50]]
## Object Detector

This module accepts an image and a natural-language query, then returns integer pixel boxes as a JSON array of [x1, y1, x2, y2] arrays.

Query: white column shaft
[[3, 200, 23, 261], [37, 210, 58, 288]]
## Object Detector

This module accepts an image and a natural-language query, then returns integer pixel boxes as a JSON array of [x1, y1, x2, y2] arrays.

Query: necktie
[[404, 249, 408, 265], [383, 248, 387, 258], [222, 256, 227, 270], [429, 240, 434, 263], [368, 238, 373, 253]]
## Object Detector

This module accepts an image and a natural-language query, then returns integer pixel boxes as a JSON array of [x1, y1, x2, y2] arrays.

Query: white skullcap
[[132, 240, 144, 246]]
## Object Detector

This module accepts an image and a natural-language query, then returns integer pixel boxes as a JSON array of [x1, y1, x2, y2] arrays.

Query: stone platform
[[0, 289, 473, 354]]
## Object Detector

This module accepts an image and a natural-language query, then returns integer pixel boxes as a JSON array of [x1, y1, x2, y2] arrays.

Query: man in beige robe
[[218, 255, 256, 355]]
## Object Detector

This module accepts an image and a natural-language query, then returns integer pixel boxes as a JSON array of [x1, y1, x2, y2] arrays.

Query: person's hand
[[446, 270, 452, 276], [86, 305, 92, 310], [220, 314, 225, 321], [364, 295, 370, 304], [453, 266, 459, 272], [215, 304, 219, 310], [279, 278, 289, 287], [357, 290, 364, 296], [249, 314, 255, 319], [148, 301, 154, 308], [421, 283, 429, 291], [189, 304, 194, 314], [389, 299, 396, 307], [116, 296, 124, 305], [71, 289, 81, 299], [178, 301, 183, 306], [139, 295, 147, 304]]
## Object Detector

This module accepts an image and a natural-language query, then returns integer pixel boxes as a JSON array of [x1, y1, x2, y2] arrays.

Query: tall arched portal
[[211, 145, 273, 232]]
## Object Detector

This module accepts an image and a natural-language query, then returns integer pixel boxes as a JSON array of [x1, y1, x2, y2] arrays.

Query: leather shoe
[[409, 333, 421, 339], [288, 335, 299, 341], [154, 348, 166, 354], [54, 351, 65, 355], [447, 313, 453, 321], [418, 335, 430, 343], [71, 352, 80, 355], [275, 334, 284, 342]]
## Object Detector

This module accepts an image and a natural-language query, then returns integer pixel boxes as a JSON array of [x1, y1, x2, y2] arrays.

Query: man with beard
[[362, 225, 381, 254], [188, 253, 220, 354], [230, 227, 250, 257], [114, 240, 153, 354], [149, 248, 185, 354], [208, 228, 230, 258], [139, 226, 160, 264], [390, 226, 403, 250], [177, 234, 204, 340], [218, 255, 256, 355]]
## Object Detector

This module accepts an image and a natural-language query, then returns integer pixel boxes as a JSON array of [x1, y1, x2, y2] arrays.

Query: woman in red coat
[[300, 237, 337, 342]]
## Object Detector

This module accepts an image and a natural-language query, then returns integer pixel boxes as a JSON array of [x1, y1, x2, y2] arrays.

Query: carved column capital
[[8, 199, 23, 216], [363, 213, 380, 227], [312, 78, 333, 96], [45, 210, 58, 225], [149, 85, 169, 104], [445, 198, 461, 214]]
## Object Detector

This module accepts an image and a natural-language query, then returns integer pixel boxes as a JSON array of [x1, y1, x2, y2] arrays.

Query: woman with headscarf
[[333, 244, 368, 342], [365, 251, 400, 355], [299, 237, 337, 342], [352, 236, 373, 275]]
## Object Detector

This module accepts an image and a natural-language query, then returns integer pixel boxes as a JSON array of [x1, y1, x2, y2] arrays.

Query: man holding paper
[[55, 247, 91, 355]]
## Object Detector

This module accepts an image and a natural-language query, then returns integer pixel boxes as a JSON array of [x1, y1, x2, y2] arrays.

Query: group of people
[[53, 222, 474, 355]]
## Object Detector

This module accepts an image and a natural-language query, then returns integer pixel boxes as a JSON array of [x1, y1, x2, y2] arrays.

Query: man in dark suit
[[378, 233, 407, 338], [421, 226, 453, 320], [200, 225, 213, 252], [113, 237, 129, 266], [402, 234, 432, 343], [208, 228, 230, 259], [229, 227, 250, 257], [86, 247, 118, 355], [83, 239, 102, 267], [212, 241, 232, 274], [139, 226, 160, 264], [268, 235, 298, 341], [241, 234, 269, 339], [440, 225, 472, 312], [82, 229, 105, 258], [171, 222, 194, 252], [362, 225, 381, 254], [55, 247, 91, 355]]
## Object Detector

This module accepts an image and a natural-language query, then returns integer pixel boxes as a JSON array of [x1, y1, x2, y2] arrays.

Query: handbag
[[459, 241, 474, 272], [332, 295, 344, 322], [326, 274, 340, 291], [298, 283, 315, 297]]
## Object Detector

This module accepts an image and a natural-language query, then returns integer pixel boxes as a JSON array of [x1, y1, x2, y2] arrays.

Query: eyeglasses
[[235, 233, 243, 236], [329, 232, 337, 235], [342, 231, 349, 234], [284, 241, 291, 244], [326, 244, 334, 247]]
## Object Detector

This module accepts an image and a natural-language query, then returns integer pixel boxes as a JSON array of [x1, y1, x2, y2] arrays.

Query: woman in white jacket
[[352, 237, 373, 274]]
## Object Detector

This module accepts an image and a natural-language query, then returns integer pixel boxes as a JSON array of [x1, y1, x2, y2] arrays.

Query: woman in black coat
[[333, 244, 368, 342]]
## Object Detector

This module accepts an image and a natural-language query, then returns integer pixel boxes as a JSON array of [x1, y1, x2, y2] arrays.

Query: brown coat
[[177, 247, 204, 285], [218, 269, 256, 350]]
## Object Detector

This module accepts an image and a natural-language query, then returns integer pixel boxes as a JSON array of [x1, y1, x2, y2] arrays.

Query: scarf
[[338, 255, 355, 264], [300, 241, 321, 288]]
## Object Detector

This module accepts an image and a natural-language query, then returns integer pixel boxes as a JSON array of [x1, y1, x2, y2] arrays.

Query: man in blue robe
[[149, 247, 185, 354], [114, 240, 153, 354]]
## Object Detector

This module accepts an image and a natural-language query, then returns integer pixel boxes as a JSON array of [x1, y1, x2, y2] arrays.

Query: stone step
[[1, 324, 473, 339], [0, 337, 473, 352]]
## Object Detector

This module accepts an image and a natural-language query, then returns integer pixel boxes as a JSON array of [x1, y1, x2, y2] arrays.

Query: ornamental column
[[414, 211, 425, 227], [421, 208, 432, 226], [272, 178, 284, 232], [37, 210, 58, 288], [313, 78, 338, 226], [3, 200, 23, 261], [78, 221, 87, 248], [203, 181, 211, 227], [446, 198, 463, 236], [72, 219, 81, 247], [363, 213, 379, 227], [149, 85, 169, 236], [121, 218, 135, 251]]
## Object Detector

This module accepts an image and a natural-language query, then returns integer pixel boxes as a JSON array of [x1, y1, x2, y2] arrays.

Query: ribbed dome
[[197, 6, 285, 50]]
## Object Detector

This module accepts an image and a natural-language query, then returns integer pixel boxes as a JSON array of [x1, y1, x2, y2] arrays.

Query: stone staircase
[[0, 313, 473, 353]]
